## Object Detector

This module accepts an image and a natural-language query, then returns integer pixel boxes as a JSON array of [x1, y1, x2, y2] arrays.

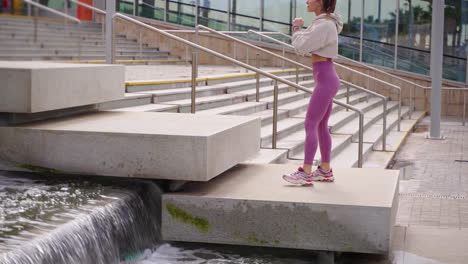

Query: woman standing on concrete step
[[282, 0, 342, 187]]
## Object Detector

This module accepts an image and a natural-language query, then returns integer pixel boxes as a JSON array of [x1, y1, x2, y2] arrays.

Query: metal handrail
[[112, 13, 365, 167], [422, 87, 468, 126], [261, 31, 468, 127], [195, 24, 371, 166], [24, 0, 81, 23], [195, 25, 391, 151], [247, 29, 403, 132], [341, 80, 388, 151]]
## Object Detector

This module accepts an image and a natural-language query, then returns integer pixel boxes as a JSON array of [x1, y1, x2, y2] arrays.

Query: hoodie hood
[[313, 13, 343, 34]]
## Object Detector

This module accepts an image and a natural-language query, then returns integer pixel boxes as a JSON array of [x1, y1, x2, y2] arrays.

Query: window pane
[[231, 0, 261, 31], [139, 0, 165, 20], [443, 0, 466, 82], [397, 0, 431, 74], [118, 0, 134, 15], [362, 0, 396, 67], [167, 0, 195, 27], [264, 0, 291, 24], [339, 0, 363, 59], [198, 0, 228, 30]]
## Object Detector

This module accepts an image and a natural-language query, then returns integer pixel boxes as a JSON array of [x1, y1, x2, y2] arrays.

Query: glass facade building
[[113, 0, 468, 83], [2, 0, 467, 83]]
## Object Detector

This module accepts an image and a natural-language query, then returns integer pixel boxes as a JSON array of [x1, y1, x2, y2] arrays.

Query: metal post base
[[425, 134, 447, 140]]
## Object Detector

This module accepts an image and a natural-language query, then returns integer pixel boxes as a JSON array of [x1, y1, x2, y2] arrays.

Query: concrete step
[[0, 61, 124, 113], [235, 80, 315, 102], [0, 112, 261, 181], [332, 100, 400, 140], [162, 163, 399, 254], [0, 19, 102, 30], [136, 76, 301, 103], [106, 103, 179, 113], [283, 131, 352, 161], [97, 93, 153, 110], [242, 148, 288, 164], [285, 98, 403, 167], [158, 93, 248, 113], [262, 91, 309, 109], [0, 55, 179, 61], [0, 45, 164, 53], [363, 111, 426, 168], [125, 70, 312, 92], [198, 101, 269, 116], [276, 87, 361, 119], [0, 50, 169, 57], [0, 35, 138, 45], [260, 117, 305, 146]]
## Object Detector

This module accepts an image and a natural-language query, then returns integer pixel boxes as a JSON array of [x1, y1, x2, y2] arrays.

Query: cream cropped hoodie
[[292, 13, 343, 59]]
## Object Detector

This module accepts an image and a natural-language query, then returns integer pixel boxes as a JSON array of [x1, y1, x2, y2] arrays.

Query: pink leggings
[[304, 61, 340, 165]]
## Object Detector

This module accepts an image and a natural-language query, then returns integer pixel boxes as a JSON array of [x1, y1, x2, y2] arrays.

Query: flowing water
[[0, 170, 431, 264]]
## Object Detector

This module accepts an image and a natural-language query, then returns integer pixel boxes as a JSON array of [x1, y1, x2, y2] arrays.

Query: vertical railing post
[[246, 46, 249, 73], [295, 54, 299, 85], [358, 112, 364, 168], [463, 91, 466, 126], [409, 86, 414, 119], [139, 30, 143, 58], [272, 80, 279, 149], [282, 47, 285, 71], [256, 53, 260, 102], [233, 41, 237, 61], [346, 85, 350, 111], [397, 90, 402, 131], [366, 69, 370, 103], [382, 99, 387, 151], [191, 52, 197, 113]]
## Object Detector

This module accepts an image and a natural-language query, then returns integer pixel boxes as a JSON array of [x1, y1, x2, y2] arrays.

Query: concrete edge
[[386, 110, 428, 167]]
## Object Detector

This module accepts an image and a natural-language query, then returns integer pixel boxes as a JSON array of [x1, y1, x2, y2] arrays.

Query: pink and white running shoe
[[282, 167, 313, 186], [311, 166, 334, 182]]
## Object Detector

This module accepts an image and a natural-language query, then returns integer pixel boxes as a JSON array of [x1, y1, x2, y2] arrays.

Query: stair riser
[[97, 97, 152, 110], [178, 96, 246, 113], [261, 121, 304, 146], [349, 103, 400, 142], [245, 86, 292, 102], [260, 110, 289, 126], [222, 104, 269, 116], [153, 88, 227, 103], [266, 93, 308, 108]]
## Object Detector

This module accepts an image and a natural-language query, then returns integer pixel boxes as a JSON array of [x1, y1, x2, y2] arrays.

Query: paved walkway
[[390, 115, 468, 264], [125, 65, 282, 81]]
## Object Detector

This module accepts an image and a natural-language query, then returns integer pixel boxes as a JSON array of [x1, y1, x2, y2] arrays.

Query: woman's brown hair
[[322, 0, 337, 13]]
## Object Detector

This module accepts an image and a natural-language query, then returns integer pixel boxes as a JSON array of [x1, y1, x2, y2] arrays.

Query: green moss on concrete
[[17, 164, 65, 174], [166, 203, 210, 233], [247, 233, 269, 245], [274, 240, 280, 245], [342, 245, 353, 252]]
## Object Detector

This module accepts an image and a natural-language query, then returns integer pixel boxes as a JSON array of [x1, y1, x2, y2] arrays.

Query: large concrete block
[[0, 112, 261, 181], [162, 164, 399, 254], [0, 61, 124, 113]]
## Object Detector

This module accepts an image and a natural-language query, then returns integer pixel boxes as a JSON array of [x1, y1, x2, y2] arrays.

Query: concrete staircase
[[103, 69, 419, 169], [0, 16, 181, 63]]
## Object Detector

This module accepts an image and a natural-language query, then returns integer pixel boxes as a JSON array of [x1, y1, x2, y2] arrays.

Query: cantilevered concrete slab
[[0, 112, 261, 181], [162, 164, 399, 254], [0, 61, 124, 113]]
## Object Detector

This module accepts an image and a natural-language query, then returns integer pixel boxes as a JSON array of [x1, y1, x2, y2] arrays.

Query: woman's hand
[[292, 17, 304, 28]]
